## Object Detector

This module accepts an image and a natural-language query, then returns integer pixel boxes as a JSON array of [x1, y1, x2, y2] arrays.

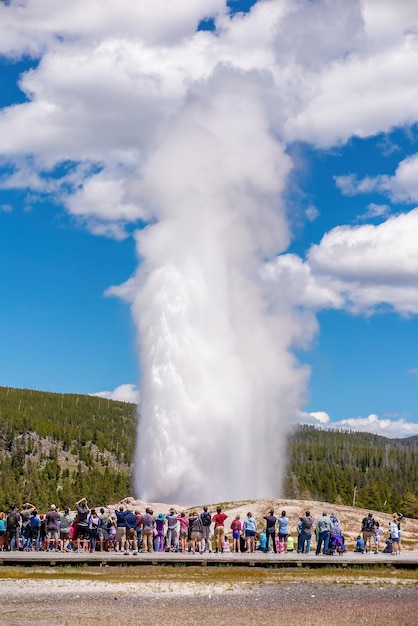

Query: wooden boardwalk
[[0, 550, 417, 568]]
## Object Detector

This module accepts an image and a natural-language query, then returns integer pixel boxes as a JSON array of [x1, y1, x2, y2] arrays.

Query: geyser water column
[[132, 72, 307, 503]]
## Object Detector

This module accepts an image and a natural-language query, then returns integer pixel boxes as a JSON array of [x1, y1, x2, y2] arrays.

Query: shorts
[[278, 533, 288, 541], [245, 530, 255, 537], [47, 529, 58, 539], [76, 525, 89, 540], [362, 530, 373, 541], [233, 532, 241, 539], [214, 526, 225, 540], [180, 531, 188, 538], [392, 537, 400, 543], [60, 531, 70, 540], [126, 528, 136, 541], [116, 527, 126, 542], [191, 531, 202, 541]]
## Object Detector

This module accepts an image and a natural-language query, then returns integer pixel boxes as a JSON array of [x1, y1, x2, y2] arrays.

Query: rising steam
[[129, 70, 309, 503]]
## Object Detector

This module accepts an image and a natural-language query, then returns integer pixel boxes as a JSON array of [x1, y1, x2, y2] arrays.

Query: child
[[223, 536, 231, 552], [373, 521, 384, 554], [355, 535, 365, 553], [230, 515, 242, 553]]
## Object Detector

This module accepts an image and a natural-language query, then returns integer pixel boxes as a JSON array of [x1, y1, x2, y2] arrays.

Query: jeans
[[265, 531, 277, 553], [316, 530, 330, 555], [166, 527, 178, 550], [136, 528, 143, 550], [297, 532, 311, 554], [9, 531, 19, 551]]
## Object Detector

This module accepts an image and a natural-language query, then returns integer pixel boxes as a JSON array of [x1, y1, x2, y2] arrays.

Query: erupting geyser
[[129, 72, 308, 503]]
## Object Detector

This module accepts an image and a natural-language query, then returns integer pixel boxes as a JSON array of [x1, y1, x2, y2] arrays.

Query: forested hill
[[0, 386, 136, 510], [0, 387, 418, 517], [285, 426, 418, 517]]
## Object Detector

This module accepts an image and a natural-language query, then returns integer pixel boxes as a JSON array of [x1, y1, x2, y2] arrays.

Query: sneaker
[[124, 551, 129, 555]]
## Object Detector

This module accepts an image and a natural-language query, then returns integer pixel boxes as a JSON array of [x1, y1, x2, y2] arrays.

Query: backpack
[[363, 516, 374, 531], [201, 512, 211, 526], [7, 512, 19, 531]]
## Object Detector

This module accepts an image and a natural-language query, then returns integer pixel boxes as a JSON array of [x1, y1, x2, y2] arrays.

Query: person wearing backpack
[[6, 505, 21, 551], [200, 506, 212, 553], [361, 513, 376, 553]]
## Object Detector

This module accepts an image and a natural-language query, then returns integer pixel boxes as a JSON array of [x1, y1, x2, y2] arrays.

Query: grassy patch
[[0, 565, 417, 585]]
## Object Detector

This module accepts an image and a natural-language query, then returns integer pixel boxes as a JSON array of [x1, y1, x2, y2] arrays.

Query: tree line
[[1, 387, 417, 517]]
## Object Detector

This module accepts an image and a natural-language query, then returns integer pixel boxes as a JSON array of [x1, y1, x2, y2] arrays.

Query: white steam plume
[[128, 70, 309, 503]]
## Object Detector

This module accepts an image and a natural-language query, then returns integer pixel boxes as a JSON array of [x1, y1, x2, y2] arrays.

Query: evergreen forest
[[0, 386, 417, 517]]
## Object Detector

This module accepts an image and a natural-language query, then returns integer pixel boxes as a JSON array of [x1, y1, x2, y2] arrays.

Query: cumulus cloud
[[91, 383, 139, 404], [336, 153, 418, 204], [299, 410, 418, 438], [0, 203, 12, 212], [266, 208, 418, 316], [333, 414, 418, 438]]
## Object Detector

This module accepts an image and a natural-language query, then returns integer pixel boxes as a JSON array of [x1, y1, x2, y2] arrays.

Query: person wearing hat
[[45, 504, 60, 551], [166, 508, 179, 551], [155, 513, 166, 552]]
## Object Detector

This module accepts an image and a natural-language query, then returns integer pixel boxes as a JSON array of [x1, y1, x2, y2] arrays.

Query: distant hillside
[[285, 425, 418, 517], [0, 386, 136, 510], [0, 387, 417, 517]]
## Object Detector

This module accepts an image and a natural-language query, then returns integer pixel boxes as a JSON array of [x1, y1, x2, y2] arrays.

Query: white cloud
[[299, 410, 418, 438], [357, 203, 391, 221], [408, 368, 418, 376], [91, 383, 139, 404], [0, 203, 12, 212], [336, 153, 418, 204], [305, 204, 319, 222], [299, 410, 331, 427], [333, 414, 418, 438]]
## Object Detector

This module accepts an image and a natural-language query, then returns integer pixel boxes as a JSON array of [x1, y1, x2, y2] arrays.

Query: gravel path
[[1, 578, 417, 625]]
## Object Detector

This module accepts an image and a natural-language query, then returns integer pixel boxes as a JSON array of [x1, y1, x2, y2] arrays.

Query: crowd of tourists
[[0, 500, 404, 556]]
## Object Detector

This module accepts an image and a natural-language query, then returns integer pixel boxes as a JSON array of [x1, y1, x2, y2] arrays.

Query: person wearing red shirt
[[212, 507, 228, 553]]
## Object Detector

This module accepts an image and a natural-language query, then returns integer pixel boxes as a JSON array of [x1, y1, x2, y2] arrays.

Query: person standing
[[75, 498, 90, 552], [124, 508, 139, 555], [114, 504, 129, 553], [20, 502, 36, 550], [389, 520, 401, 555], [59, 508, 72, 552], [177, 512, 189, 553], [6, 505, 21, 551], [88, 509, 101, 553], [166, 508, 179, 551], [297, 511, 314, 554], [141, 508, 156, 553], [212, 507, 228, 553], [28, 509, 41, 551], [361, 513, 376, 554], [200, 506, 212, 553], [242, 512, 257, 553], [45, 504, 60, 551], [277, 510, 289, 553], [315, 512, 332, 555], [263, 509, 277, 553], [230, 515, 242, 553]]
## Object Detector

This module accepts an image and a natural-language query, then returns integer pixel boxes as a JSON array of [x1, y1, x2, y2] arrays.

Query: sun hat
[[156, 513, 165, 521]]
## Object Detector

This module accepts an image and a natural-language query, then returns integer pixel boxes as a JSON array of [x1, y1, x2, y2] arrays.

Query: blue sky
[[1, 0, 418, 439]]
